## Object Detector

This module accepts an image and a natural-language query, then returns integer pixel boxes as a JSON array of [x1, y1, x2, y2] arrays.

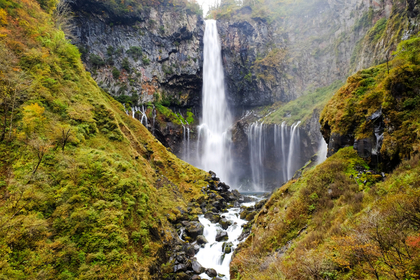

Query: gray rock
[[215, 230, 228, 242], [205, 268, 217, 277], [196, 235, 208, 245], [174, 263, 188, 273], [191, 260, 204, 274], [185, 221, 204, 239], [219, 218, 232, 230]]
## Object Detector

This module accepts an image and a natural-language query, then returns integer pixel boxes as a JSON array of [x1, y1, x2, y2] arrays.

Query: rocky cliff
[[216, 0, 417, 108], [71, 0, 204, 108]]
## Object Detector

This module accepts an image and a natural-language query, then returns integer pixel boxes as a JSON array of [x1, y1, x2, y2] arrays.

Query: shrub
[[127, 46, 142, 61], [112, 67, 120, 79], [122, 57, 130, 72], [90, 54, 105, 68], [142, 56, 150, 65]]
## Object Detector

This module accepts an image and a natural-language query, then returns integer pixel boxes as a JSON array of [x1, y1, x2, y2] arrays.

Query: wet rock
[[191, 275, 201, 280], [176, 272, 189, 280], [219, 218, 232, 230], [174, 263, 188, 273], [215, 230, 228, 242], [185, 221, 204, 239], [191, 260, 205, 274], [196, 235, 208, 245], [183, 244, 196, 257], [206, 268, 218, 277], [204, 212, 220, 223], [222, 242, 233, 254]]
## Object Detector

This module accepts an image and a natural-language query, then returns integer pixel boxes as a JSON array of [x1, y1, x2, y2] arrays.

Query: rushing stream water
[[196, 200, 258, 280]]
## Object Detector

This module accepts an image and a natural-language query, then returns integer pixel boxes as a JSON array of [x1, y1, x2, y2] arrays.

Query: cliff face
[[216, 0, 416, 108], [71, 0, 204, 108]]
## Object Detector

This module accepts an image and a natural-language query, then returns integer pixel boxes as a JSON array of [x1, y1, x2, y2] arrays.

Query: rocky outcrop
[[216, 0, 416, 108], [71, 0, 204, 107]]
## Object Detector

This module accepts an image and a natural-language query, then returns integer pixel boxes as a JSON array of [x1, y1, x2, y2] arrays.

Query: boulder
[[222, 242, 233, 254], [204, 212, 220, 223], [174, 263, 188, 273], [191, 275, 201, 280], [191, 260, 205, 274], [219, 218, 232, 230], [196, 235, 208, 245], [206, 268, 218, 277], [215, 230, 228, 242], [185, 221, 204, 239]]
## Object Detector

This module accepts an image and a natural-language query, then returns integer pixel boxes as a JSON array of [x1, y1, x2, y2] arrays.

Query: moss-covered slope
[[320, 34, 420, 169], [231, 147, 420, 279], [0, 1, 207, 279]]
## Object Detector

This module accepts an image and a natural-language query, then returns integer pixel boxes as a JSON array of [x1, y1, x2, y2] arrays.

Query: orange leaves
[[407, 234, 420, 248]]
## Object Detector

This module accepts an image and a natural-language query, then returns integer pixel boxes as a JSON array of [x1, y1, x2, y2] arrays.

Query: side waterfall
[[197, 20, 233, 182], [248, 121, 302, 191]]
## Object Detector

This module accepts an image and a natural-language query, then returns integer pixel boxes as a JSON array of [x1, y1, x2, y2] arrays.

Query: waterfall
[[247, 122, 303, 189], [130, 105, 148, 126], [317, 138, 328, 164], [248, 122, 265, 191], [197, 20, 233, 182], [287, 121, 301, 180]]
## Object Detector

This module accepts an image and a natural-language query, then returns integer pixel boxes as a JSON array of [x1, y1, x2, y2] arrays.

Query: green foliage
[[264, 80, 343, 125], [142, 55, 150, 66], [122, 57, 130, 72], [112, 67, 120, 79], [126, 46, 142, 61], [90, 53, 105, 68], [186, 109, 194, 125]]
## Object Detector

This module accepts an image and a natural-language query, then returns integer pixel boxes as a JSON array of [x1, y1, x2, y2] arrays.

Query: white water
[[247, 121, 302, 190], [286, 121, 301, 180], [197, 20, 233, 182], [196, 201, 257, 280], [317, 138, 328, 164], [130, 105, 148, 126]]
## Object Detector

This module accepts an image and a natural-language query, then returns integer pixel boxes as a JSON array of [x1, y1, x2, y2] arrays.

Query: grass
[[261, 80, 344, 125]]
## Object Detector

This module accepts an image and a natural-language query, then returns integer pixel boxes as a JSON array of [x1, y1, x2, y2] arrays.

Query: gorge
[[1, 0, 420, 279]]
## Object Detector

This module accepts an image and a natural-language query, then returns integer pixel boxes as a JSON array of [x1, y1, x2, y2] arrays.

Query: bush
[[112, 67, 120, 79], [127, 46, 142, 61], [90, 54, 105, 68], [142, 56, 150, 65], [122, 57, 130, 72]]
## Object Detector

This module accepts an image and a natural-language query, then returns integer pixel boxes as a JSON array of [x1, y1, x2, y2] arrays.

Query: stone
[[215, 230, 228, 242], [185, 221, 204, 239], [219, 218, 232, 230], [196, 235, 208, 245], [222, 242, 233, 254], [204, 212, 220, 223], [174, 263, 188, 273], [191, 260, 205, 274], [206, 268, 217, 277], [191, 276, 201, 280]]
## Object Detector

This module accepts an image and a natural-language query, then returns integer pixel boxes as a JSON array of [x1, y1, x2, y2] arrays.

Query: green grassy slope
[[0, 1, 207, 279]]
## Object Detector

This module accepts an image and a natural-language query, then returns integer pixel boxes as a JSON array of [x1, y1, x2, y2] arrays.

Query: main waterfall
[[197, 20, 233, 182]]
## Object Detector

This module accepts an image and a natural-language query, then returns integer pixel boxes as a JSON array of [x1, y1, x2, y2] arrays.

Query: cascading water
[[196, 200, 258, 280], [247, 122, 303, 190], [197, 20, 233, 182], [287, 121, 301, 180]]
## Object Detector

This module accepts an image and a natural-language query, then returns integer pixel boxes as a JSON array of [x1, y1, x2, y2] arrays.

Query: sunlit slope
[[0, 1, 208, 279]]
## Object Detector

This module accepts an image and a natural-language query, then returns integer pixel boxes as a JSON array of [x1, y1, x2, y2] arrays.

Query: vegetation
[[231, 147, 420, 279], [0, 1, 208, 278], [259, 80, 343, 126], [320, 33, 420, 165]]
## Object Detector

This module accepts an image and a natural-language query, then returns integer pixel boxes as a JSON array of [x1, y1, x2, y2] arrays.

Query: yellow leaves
[[0, 9, 7, 26], [20, 103, 46, 137]]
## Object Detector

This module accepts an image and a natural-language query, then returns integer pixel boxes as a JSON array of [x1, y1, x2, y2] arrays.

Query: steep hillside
[[0, 1, 210, 278], [230, 31, 420, 280]]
